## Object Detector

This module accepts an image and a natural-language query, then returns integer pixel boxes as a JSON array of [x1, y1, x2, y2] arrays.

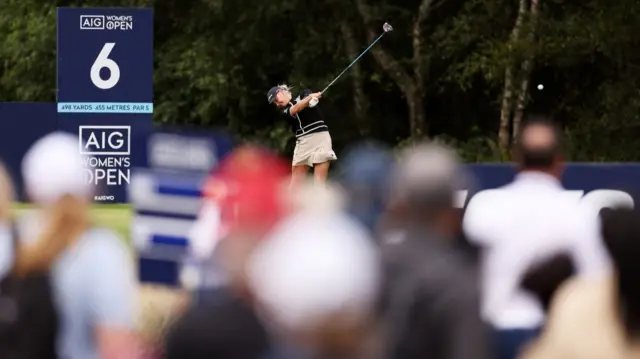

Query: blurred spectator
[[520, 253, 575, 313], [463, 117, 611, 359], [0, 132, 140, 359], [163, 287, 270, 359], [335, 141, 395, 235], [185, 145, 290, 297], [519, 208, 640, 359], [165, 146, 290, 359], [0, 161, 14, 277], [247, 195, 382, 359], [380, 142, 491, 359]]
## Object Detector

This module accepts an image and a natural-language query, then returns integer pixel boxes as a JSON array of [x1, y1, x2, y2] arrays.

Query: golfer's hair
[[276, 83, 293, 94], [13, 194, 90, 277]]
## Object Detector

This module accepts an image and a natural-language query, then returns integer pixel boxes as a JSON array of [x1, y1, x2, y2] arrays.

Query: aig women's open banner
[[56, 8, 154, 202]]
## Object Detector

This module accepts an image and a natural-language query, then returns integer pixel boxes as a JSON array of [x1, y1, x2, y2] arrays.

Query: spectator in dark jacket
[[379, 142, 492, 359]]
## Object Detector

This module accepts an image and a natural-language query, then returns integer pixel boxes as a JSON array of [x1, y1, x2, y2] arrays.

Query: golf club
[[321, 22, 393, 95]]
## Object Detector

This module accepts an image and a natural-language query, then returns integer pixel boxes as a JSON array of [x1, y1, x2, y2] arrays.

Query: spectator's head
[[0, 162, 15, 222], [336, 141, 395, 233], [600, 208, 640, 338], [247, 210, 381, 358], [601, 207, 640, 280], [520, 253, 575, 313], [209, 145, 290, 295], [515, 116, 565, 179], [18, 132, 92, 276], [390, 142, 469, 238]]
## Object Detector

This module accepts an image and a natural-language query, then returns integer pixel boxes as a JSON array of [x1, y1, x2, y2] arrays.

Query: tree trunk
[[498, 0, 529, 152], [409, 0, 435, 140], [499, 68, 515, 151], [512, 68, 531, 143], [512, 0, 541, 143], [407, 88, 426, 141], [355, 0, 428, 140], [339, 20, 370, 136]]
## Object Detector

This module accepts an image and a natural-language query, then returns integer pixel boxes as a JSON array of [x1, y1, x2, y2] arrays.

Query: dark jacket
[[164, 287, 270, 359], [379, 229, 493, 359]]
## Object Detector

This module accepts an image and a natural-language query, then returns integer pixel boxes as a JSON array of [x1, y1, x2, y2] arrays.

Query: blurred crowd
[[0, 115, 639, 359]]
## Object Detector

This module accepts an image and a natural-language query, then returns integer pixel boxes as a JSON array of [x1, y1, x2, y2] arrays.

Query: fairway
[[13, 203, 132, 242]]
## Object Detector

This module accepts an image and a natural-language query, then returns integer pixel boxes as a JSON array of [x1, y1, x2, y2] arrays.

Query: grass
[[13, 203, 133, 241]]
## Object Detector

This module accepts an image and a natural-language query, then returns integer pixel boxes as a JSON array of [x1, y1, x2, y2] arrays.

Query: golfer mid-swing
[[267, 84, 337, 186]]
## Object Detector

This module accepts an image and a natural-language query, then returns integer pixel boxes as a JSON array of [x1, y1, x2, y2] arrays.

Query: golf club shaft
[[321, 32, 387, 94]]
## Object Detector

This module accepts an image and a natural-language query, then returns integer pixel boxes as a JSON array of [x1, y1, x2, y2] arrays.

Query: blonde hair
[[276, 84, 293, 100], [276, 83, 293, 92], [13, 194, 90, 277]]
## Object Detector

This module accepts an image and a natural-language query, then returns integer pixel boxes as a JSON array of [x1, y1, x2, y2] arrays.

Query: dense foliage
[[1, 0, 639, 161]]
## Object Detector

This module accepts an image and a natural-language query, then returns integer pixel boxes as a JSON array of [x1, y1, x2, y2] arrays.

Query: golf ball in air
[[537, 84, 544, 90]]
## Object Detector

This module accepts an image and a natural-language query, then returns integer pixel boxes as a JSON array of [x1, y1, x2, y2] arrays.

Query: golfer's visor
[[267, 87, 280, 104]]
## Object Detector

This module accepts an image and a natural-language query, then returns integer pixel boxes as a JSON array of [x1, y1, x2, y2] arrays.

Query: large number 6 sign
[[90, 43, 120, 90]]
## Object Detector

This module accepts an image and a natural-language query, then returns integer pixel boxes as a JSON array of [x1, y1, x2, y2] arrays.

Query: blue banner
[[461, 164, 640, 210], [57, 7, 154, 203], [128, 161, 640, 288], [129, 129, 234, 286]]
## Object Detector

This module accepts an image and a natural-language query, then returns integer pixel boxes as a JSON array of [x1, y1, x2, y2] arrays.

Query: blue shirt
[[0, 215, 137, 359]]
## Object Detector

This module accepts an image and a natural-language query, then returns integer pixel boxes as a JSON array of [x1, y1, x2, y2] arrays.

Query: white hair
[[276, 83, 293, 92], [276, 83, 294, 99]]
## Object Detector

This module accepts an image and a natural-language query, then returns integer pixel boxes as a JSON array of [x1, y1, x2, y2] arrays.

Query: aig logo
[[80, 15, 133, 30], [79, 126, 130, 155], [80, 15, 104, 30]]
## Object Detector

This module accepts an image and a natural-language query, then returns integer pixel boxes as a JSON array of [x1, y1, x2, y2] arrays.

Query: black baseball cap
[[267, 86, 280, 104]]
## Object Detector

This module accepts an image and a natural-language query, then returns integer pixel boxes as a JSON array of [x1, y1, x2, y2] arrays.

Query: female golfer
[[267, 84, 337, 186]]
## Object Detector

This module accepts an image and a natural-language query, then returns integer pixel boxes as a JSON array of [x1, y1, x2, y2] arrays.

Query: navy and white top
[[282, 89, 329, 138]]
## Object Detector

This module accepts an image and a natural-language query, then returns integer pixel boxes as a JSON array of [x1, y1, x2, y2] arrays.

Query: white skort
[[292, 131, 337, 167]]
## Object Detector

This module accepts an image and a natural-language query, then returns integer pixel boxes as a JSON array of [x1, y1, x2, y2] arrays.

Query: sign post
[[57, 8, 154, 203]]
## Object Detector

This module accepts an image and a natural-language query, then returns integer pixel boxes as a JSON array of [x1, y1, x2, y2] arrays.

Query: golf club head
[[383, 22, 393, 33]]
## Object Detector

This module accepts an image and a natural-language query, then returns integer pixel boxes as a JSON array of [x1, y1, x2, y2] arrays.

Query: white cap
[[22, 132, 92, 205], [247, 210, 380, 331], [392, 141, 469, 206]]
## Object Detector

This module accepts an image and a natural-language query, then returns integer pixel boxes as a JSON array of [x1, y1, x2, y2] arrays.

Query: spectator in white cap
[[0, 132, 142, 359], [247, 199, 382, 359]]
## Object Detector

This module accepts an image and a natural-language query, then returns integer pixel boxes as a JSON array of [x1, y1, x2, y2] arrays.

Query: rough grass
[[13, 203, 132, 242]]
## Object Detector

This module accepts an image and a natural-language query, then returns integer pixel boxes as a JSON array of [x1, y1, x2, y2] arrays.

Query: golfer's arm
[[289, 96, 312, 116]]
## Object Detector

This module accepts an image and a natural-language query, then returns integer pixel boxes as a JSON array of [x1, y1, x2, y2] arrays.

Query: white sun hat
[[247, 209, 380, 331], [22, 131, 93, 205]]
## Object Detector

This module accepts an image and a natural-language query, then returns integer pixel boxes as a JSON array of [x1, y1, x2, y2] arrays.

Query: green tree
[[2, 0, 640, 161]]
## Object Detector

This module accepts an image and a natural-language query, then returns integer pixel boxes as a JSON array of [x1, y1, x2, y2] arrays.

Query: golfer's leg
[[291, 165, 310, 190], [313, 161, 330, 185]]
